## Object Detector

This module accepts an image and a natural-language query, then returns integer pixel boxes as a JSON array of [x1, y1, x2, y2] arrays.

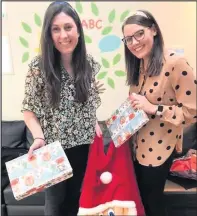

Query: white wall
[[2, 1, 196, 120]]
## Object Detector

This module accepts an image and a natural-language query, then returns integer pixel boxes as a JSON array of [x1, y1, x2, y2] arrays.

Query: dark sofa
[[1, 121, 45, 216], [1, 120, 197, 216]]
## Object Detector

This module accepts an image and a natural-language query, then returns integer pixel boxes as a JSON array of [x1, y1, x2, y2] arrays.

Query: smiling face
[[123, 24, 156, 60], [51, 12, 79, 56]]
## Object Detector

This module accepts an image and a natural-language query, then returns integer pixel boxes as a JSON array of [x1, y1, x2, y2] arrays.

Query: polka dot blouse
[[129, 52, 197, 167]]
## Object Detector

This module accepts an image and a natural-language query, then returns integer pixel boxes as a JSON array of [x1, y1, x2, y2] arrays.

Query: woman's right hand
[[28, 138, 46, 160]]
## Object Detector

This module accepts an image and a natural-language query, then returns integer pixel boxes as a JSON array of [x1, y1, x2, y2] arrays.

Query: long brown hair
[[40, 1, 92, 108], [122, 10, 164, 86]]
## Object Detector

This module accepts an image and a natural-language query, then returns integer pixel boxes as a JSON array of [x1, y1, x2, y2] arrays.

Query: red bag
[[78, 136, 145, 215], [170, 149, 197, 181]]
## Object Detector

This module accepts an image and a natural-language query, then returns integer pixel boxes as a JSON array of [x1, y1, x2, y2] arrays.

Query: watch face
[[158, 105, 164, 112]]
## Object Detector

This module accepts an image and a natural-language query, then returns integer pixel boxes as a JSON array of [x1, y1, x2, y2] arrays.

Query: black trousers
[[44, 144, 90, 216], [134, 152, 174, 216]]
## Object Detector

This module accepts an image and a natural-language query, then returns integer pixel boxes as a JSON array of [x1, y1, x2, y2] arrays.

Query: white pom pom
[[100, 172, 112, 184]]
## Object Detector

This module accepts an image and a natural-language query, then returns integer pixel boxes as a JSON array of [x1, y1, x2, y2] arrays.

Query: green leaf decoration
[[84, 35, 92, 43], [107, 77, 115, 89], [101, 58, 110, 68], [102, 26, 113, 35], [21, 22, 32, 33], [34, 13, 42, 27], [22, 52, 29, 63], [19, 36, 29, 48], [115, 70, 126, 76], [97, 72, 108, 80], [76, 2, 83, 14], [120, 10, 130, 22], [113, 54, 121, 65], [91, 3, 99, 16], [108, 9, 116, 23]]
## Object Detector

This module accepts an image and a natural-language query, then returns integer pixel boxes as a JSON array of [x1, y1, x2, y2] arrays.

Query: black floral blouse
[[22, 55, 101, 149]]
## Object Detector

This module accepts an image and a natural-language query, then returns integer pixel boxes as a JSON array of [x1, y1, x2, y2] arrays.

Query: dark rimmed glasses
[[122, 29, 146, 46]]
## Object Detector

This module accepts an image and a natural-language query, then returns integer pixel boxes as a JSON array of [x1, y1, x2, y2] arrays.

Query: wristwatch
[[155, 105, 163, 116]]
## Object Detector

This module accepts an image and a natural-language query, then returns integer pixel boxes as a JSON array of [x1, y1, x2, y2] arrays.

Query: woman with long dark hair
[[22, 2, 102, 215], [122, 10, 196, 216]]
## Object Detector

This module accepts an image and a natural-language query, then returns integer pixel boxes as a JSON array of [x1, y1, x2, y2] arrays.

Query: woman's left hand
[[95, 121, 102, 137], [130, 93, 157, 115]]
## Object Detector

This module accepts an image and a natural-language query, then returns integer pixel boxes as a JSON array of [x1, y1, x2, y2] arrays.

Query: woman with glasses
[[121, 10, 196, 216], [22, 2, 102, 216]]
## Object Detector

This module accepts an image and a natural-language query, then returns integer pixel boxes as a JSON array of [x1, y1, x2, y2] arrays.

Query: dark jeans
[[134, 152, 174, 216], [44, 144, 90, 216]]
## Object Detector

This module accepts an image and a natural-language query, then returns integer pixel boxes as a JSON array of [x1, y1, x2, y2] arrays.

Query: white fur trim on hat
[[78, 200, 136, 215]]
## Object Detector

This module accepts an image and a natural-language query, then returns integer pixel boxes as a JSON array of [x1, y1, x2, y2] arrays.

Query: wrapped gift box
[[170, 149, 197, 181], [106, 97, 149, 147], [5, 141, 73, 200]]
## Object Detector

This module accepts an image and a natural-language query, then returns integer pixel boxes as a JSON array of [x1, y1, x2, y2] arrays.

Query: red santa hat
[[78, 135, 145, 215]]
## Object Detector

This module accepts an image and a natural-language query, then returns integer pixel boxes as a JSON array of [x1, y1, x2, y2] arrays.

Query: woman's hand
[[95, 121, 102, 137], [130, 93, 158, 115], [28, 138, 45, 159], [95, 80, 106, 94]]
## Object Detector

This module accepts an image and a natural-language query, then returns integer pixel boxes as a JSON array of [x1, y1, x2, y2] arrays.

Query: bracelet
[[34, 137, 45, 142], [155, 105, 164, 116], [154, 105, 159, 115]]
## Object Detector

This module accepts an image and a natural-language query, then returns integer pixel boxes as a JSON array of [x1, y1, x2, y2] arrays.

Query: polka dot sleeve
[[159, 57, 197, 126]]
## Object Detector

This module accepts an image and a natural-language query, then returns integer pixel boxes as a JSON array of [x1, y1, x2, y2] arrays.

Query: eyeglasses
[[122, 29, 145, 46]]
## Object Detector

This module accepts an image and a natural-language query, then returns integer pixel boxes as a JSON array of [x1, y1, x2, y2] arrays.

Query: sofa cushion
[[1, 175, 9, 201], [166, 206, 197, 216], [2, 121, 27, 148], [26, 127, 34, 148], [6, 205, 44, 216], [1, 204, 7, 216], [1, 147, 29, 195], [182, 123, 197, 153], [98, 121, 112, 154], [3, 185, 45, 206], [164, 180, 197, 216]]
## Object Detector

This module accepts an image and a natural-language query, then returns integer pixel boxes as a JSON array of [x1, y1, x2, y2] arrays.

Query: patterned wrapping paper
[[5, 141, 73, 200], [170, 149, 197, 181], [106, 97, 149, 148]]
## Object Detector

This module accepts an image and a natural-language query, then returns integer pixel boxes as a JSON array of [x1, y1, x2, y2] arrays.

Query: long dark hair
[[40, 1, 91, 108], [122, 10, 164, 86]]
